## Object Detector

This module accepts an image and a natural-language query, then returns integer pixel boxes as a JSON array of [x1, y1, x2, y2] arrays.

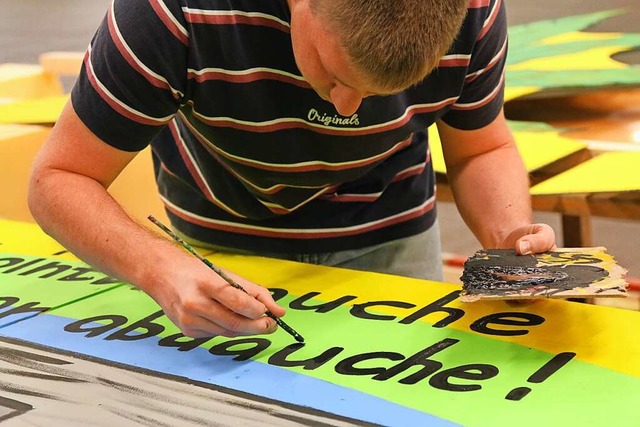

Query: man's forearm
[[28, 167, 178, 294], [447, 142, 533, 249]]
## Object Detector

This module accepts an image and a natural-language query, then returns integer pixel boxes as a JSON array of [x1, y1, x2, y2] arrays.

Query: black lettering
[[269, 288, 288, 302], [158, 333, 213, 351], [269, 343, 344, 370], [90, 276, 121, 285], [373, 339, 459, 384], [335, 352, 404, 376], [470, 312, 545, 336], [0, 297, 19, 310], [289, 292, 357, 313], [105, 310, 165, 341], [209, 338, 271, 361], [64, 314, 128, 337], [59, 267, 98, 282], [19, 261, 71, 278], [2, 258, 43, 274], [0, 301, 49, 320], [350, 301, 416, 321], [399, 291, 464, 328], [0, 257, 25, 270], [529, 352, 576, 383], [505, 352, 576, 401], [429, 364, 499, 391]]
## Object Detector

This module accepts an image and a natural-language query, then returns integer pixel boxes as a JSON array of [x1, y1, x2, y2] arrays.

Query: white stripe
[[161, 194, 436, 235], [453, 72, 504, 109], [465, 38, 507, 80], [259, 187, 334, 212], [171, 122, 246, 218], [156, 0, 189, 37], [86, 45, 172, 123], [395, 162, 426, 177], [333, 191, 384, 199], [441, 54, 471, 61], [188, 66, 305, 82], [483, 0, 500, 29], [191, 96, 458, 134], [110, 2, 184, 99], [181, 7, 290, 28]]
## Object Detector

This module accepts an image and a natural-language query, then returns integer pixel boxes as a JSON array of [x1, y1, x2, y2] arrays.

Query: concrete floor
[[1, 0, 639, 280]]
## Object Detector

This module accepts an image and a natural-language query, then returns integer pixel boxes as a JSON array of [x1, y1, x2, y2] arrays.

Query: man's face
[[289, 0, 393, 116]]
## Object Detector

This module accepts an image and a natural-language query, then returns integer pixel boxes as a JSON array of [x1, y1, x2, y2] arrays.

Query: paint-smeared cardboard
[[460, 247, 628, 302]]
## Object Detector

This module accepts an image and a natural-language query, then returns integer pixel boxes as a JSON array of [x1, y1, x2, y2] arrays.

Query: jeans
[[178, 221, 444, 282]]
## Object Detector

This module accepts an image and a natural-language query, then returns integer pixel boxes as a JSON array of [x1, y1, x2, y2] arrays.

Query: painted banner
[[1, 220, 639, 426]]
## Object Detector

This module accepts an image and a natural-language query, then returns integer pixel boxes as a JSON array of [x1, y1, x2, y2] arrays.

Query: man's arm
[[436, 109, 555, 254], [28, 101, 285, 337]]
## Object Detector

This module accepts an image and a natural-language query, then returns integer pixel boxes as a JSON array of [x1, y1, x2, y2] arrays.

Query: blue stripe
[[0, 312, 459, 427]]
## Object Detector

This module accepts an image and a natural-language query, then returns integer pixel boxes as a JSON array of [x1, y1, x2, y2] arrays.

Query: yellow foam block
[[109, 147, 169, 224], [0, 124, 166, 224], [0, 63, 64, 100], [530, 152, 640, 195], [0, 124, 52, 221], [39, 51, 84, 77], [0, 95, 68, 124]]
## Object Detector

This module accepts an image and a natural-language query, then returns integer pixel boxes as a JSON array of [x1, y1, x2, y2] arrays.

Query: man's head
[[288, 0, 469, 116]]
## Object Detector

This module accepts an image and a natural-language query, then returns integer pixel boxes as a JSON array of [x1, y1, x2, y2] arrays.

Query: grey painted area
[[0, 338, 364, 426]]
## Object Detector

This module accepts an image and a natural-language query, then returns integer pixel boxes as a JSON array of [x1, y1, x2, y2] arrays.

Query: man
[[28, 0, 555, 339]]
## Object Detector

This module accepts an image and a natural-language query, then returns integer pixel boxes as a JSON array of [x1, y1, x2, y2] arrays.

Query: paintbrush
[[148, 215, 305, 343]]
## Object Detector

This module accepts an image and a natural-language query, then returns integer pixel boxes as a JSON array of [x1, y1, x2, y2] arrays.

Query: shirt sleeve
[[441, 0, 508, 130], [71, 0, 188, 152]]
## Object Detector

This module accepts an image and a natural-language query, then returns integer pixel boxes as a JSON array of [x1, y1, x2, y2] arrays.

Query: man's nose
[[329, 85, 363, 116]]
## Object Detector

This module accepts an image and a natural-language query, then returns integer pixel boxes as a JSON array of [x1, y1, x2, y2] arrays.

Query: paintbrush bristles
[[147, 215, 305, 343]]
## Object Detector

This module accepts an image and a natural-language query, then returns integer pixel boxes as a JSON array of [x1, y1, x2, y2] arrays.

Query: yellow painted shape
[[530, 152, 640, 195], [429, 126, 586, 174], [428, 125, 446, 174], [504, 86, 540, 102], [0, 124, 51, 222], [0, 220, 69, 258], [514, 130, 587, 171], [0, 64, 63, 99], [1, 219, 639, 378], [507, 46, 629, 71], [0, 95, 69, 124], [541, 31, 621, 45]]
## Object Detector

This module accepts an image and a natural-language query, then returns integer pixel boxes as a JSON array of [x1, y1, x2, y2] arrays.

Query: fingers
[[169, 296, 278, 338], [514, 223, 556, 255], [154, 262, 285, 338], [219, 270, 287, 318], [181, 268, 285, 338], [175, 302, 278, 338]]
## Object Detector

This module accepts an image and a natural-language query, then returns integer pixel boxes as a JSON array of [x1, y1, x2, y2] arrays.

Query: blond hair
[[311, 0, 469, 91]]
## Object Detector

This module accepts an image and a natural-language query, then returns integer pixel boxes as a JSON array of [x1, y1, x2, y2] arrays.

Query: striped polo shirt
[[71, 0, 507, 253]]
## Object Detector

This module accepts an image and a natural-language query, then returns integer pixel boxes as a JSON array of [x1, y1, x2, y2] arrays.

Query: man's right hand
[[147, 254, 286, 338]]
